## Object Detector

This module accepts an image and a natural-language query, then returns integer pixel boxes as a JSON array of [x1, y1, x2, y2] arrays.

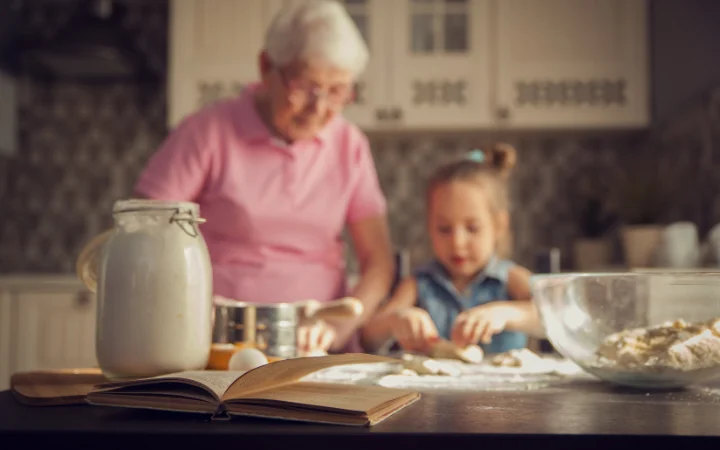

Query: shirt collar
[[418, 256, 505, 287], [234, 82, 337, 147]]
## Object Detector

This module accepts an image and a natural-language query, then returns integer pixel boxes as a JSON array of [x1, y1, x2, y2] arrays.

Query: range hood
[[14, 0, 159, 83]]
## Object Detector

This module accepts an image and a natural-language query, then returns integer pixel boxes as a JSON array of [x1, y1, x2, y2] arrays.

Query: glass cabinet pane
[[444, 13, 467, 51], [411, 14, 435, 52], [409, 0, 469, 54]]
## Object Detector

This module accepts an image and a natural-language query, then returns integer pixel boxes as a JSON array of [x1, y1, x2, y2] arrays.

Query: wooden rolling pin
[[302, 297, 364, 321]]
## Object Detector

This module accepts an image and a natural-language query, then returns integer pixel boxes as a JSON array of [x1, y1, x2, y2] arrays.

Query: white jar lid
[[113, 198, 200, 216]]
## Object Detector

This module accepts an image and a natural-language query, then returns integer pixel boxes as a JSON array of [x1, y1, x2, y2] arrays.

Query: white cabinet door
[[494, 0, 649, 129], [387, 0, 492, 129], [168, 0, 269, 127], [0, 291, 12, 390], [14, 290, 98, 372], [339, 0, 390, 130]]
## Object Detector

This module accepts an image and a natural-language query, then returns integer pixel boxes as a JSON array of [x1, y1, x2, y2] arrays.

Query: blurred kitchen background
[[1, 0, 720, 275], [1, 0, 720, 389]]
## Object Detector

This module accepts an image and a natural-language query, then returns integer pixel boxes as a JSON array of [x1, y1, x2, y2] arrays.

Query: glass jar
[[76, 199, 213, 380]]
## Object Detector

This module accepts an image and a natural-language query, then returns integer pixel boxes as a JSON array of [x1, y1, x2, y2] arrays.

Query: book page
[[86, 392, 219, 415], [168, 371, 246, 399], [227, 381, 417, 413], [223, 353, 398, 400], [227, 404, 372, 426], [95, 370, 246, 401], [226, 392, 420, 427]]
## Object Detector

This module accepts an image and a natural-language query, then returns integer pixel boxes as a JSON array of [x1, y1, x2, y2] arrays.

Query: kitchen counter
[[2, 378, 720, 449]]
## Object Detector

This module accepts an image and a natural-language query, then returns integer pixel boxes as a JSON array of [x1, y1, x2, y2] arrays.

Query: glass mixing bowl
[[531, 271, 720, 389]]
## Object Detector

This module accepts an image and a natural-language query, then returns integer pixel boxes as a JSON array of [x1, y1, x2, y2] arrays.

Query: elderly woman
[[134, 0, 393, 354]]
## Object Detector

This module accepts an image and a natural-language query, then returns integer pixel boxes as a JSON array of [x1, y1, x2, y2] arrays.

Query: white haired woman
[[134, 0, 394, 355]]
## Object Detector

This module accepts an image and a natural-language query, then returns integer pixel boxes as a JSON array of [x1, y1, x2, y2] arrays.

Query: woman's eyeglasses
[[276, 68, 356, 108]]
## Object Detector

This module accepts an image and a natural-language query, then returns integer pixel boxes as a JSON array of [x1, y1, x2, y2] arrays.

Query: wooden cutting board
[[10, 368, 107, 406]]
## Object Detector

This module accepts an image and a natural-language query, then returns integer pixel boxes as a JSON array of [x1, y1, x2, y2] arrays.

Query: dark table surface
[[2, 378, 720, 449]]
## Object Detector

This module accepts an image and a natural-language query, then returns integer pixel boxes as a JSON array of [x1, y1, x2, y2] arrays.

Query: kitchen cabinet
[[384, 0, 493, 129], [168, 0, 279, 127], [372, 0, 647, 130], [334, 0, 390, 129], [0, 277, 97, 391], [167, 0, 648, 131], [494, 0, 649, 129]]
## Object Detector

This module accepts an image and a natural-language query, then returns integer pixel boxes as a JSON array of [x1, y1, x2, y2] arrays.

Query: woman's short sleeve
[[134, 116, 211, 201]]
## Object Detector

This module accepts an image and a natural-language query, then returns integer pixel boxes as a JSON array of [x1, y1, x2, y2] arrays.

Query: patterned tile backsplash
[[2, 0, 720, 275]]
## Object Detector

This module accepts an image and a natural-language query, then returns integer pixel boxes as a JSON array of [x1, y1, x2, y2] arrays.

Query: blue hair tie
[[467, 149, 485, 163]]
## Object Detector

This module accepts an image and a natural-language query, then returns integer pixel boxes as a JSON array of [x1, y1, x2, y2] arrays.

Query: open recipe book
[[85, 353, 421, 426]]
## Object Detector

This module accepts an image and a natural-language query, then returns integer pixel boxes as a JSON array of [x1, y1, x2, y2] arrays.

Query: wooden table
[[2, 378, 720, 449]]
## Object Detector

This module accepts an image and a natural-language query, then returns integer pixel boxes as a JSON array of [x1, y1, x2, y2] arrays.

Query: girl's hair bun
[[488, 142, 517, 177]]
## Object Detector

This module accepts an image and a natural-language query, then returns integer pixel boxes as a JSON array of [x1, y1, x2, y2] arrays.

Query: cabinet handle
[[375, 108, 387, 121], [77, 291, 92, 308], [392, 107, 403, 121], [496, 106, 510, 120]]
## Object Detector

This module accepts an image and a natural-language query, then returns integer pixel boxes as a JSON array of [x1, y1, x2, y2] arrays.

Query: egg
[[228, 348, 269, 372]]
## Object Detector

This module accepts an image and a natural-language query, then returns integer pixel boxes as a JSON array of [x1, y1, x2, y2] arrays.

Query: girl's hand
[[451, 303, 512, 347], [297, 319, 336, 355], [391, 307, 440, 353]]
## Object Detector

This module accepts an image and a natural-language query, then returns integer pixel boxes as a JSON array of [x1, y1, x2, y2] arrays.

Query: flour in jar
[[95, 200, 213, 379], [592, 317, 720, 373]]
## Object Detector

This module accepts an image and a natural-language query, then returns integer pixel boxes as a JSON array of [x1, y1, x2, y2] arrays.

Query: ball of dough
[[429, 339, 484, 364], [401, 353, 461, 376]]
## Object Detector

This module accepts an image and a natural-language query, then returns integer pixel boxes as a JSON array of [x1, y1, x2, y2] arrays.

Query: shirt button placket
[[285, 151, 297, 201]]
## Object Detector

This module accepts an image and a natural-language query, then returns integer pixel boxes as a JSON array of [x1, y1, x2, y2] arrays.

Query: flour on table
[[376, 373, 557, 392], [379, 350, 581, 391], [592, 317, 720, 373], [302, 347, 585, 392]]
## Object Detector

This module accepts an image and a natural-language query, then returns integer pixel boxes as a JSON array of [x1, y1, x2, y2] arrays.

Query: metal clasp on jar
[[169, 208, 207, 238]]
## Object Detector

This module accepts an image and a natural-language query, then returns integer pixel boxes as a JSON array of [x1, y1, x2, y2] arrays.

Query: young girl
[[362, 143, 544, 355]]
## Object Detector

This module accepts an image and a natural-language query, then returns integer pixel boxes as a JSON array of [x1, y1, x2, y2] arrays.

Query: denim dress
[[413, 257, 527, 354]]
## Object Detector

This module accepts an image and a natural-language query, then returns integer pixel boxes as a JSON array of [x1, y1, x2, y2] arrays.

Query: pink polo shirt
[[135, 83, 386, 305]]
